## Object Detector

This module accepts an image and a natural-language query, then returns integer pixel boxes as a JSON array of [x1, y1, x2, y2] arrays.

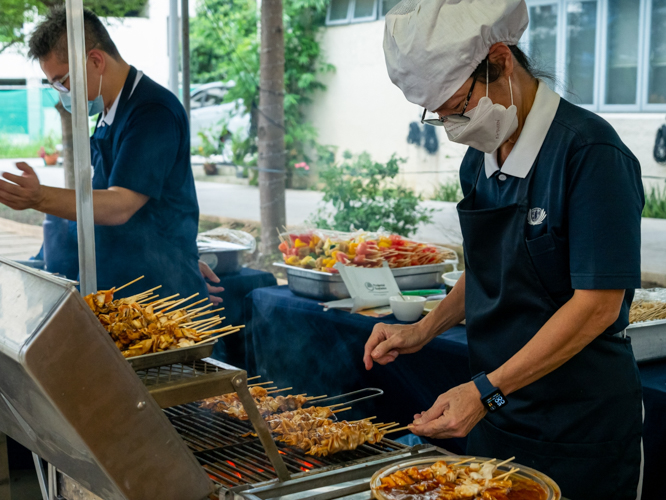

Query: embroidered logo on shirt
[[527, 208, 547, 226]]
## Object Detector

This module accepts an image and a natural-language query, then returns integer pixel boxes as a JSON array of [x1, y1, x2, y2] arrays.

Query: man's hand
[[363, 322, 433, 370], [0, 163, 44, 210], [409, 382, 487, 439], [199, 260, 224, 305]]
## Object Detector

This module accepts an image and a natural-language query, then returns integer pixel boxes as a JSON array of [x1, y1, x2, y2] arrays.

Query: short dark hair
[[471, 45, 555, 85], [28, 5, 121, 62]]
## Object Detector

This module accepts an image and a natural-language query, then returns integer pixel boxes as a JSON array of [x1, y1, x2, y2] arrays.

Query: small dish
[[390, 295, 426, 322]]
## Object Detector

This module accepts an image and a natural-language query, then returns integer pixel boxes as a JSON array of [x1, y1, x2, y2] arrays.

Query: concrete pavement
[[0, 159, 663, 283]]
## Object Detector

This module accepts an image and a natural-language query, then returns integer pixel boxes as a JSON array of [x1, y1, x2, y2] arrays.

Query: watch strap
[[472, 372, 496, 399]]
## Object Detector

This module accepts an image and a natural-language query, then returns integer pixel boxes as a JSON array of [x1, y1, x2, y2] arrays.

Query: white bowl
[[389, 295, 426, 322], [442, 270, 463, 292]]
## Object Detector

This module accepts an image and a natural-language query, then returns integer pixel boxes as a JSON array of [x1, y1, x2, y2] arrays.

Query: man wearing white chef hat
[[365, 1, 645, 498]]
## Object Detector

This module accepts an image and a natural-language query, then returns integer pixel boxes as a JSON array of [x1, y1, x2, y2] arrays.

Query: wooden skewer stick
[[169, 297, 208, 314], [189, 307, 225, 319], [158, 294, 200, 314], [147, 294, 180, 307], [248, 381, 274, 387], [197, 325, 239, 336], [494, 468, 519, 481], [187, 303, 214, 315], [198, 320, 233, 333], [114, 276, 145, 292], [452, 457, 476, 466], [182, 316, 221, 328], [135, 295, 159, 304], [375, 421, 396, 427], [327, 402, 352, 409], [128, 285, 162, 299], [266, 387, 293, 394], [384, 425, 411, 434], [332, 406, 352, 414], [495, 457, 516, 469], [378, 423, 401, 431], [350, 416, 377, 423], [305, 395, 328, 401], [247, 375, 261, 381], [193, 329, 240, 345]]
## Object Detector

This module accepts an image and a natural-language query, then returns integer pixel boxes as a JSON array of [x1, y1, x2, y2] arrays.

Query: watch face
[[485, 391, 507, 412]]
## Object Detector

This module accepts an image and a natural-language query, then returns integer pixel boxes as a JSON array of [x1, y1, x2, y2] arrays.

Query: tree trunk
[[257, 0, 286, 256], [56, 100, 76, 190]]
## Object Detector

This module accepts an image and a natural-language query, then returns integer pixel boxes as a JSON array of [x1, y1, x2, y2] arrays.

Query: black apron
[[458, 157, 642, 500], [89, 66, 207, 299]]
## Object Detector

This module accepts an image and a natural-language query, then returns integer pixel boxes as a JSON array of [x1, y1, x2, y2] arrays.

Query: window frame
[[326, 0, 378, 25], [525, 0, 666, 112], [642, 0, 666, 111]]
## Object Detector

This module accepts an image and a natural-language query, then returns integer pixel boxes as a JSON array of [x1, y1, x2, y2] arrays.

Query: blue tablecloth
[[245, 286, 666, 500], [207, 268, 276, 363]]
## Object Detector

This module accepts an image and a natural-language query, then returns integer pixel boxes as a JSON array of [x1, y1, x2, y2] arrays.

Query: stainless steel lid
[[0, 258, 213, 500]]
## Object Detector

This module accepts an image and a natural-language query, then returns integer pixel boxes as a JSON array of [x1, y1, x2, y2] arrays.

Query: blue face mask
[[59, 73, 104, 116]]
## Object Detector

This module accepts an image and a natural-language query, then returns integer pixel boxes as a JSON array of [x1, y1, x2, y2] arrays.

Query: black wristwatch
[[472, 372, 507, 412]]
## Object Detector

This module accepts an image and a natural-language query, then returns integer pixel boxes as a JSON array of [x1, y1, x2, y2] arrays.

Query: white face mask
[[443, 65, 519, 154]]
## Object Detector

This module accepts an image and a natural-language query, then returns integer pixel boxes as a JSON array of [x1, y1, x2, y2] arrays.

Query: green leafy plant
[[308, 150, 435, 237], [190, 0, 333, 188], [431, 180, 463, 202], [643, 185, 666, 219]]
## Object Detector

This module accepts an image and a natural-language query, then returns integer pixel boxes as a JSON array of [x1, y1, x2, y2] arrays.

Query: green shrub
[[0, 136, 42, 159], [308, 150, 435, 237], [431, 180, 463, 202], [643, 185, 666, 219]]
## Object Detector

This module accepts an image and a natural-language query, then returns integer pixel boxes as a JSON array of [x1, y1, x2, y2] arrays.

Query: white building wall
[[307, 21, 666, 195]]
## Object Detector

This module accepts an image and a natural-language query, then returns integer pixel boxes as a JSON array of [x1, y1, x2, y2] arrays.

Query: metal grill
[[164, 403, 407, 489], [136, 360, 225, 387]]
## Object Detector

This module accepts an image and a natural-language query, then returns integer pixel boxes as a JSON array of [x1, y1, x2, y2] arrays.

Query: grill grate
[[164, 402, 406, 488], [136, 360, 224, 387]]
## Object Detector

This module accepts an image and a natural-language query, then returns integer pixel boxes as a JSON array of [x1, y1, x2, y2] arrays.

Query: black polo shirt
[[459, 97, 644, 334]]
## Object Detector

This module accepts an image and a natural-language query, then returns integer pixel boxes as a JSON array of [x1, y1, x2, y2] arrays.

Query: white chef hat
[[383, 0, 529, 111]]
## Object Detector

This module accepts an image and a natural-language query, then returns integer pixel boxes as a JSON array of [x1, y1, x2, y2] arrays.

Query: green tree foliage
[[0, 0, 148, 54], [309, 151, 435, 237], [190, 0, 334, 185]]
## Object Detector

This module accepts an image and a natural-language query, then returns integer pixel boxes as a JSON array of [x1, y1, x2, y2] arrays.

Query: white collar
[[484, 79, 561, 179], [99, 70, 143, 127]]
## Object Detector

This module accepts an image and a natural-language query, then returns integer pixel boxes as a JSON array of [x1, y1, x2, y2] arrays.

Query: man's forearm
[[488, 289, 625, 395], [35, 186, 141, 226], [416, 271, 466, 339]]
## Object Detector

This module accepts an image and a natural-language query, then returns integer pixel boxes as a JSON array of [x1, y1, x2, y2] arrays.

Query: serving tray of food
[[370, 456, 560, 500], [627, 288, 666, 363], [275, 230, 458, 300]]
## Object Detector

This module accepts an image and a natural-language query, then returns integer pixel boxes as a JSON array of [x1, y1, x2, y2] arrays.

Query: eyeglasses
[[49, 72, 70, 93], [421, 73, 479, 127], [48, 45, 98, 94]]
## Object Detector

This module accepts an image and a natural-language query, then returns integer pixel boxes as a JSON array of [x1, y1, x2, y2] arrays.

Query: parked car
[[190, 82, 251, 155], [655, 118, 666, 164]]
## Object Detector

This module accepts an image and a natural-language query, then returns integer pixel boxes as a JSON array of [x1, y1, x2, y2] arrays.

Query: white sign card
[[322, 262, 401, 313]]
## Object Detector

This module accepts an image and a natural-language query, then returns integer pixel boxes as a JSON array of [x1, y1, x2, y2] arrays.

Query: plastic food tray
[[627, 318, 666, 363], [370, 456, 561, 500], [274, 261, 456, 301]]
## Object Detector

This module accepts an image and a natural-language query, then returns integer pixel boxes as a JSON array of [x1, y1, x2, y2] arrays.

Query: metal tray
[[627, 318, 666, 363], [126, 341, 217, 371], [199, 249, 242, 275], [274, 262, 452, 301], [370, 456, 561, 500]]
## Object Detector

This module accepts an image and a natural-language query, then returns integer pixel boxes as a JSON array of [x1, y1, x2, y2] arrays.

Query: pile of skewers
[[630, 300, 666, 324], [84, 276, 243, 358], [376, 457, 535, 500], [199, 383, 404, 457]]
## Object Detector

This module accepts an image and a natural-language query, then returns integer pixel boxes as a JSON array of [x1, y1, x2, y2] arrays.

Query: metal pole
[[65, 0, 96, 295], [0, 434, 10, 500], [181, 0, 190, 118], [169, 0, 180, 97]]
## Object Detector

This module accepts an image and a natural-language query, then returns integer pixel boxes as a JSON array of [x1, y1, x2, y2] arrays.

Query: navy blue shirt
[[460, 99, 644, 334], [90, 67, 207, 300]]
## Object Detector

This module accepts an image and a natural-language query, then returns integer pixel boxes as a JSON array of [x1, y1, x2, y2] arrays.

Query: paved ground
[[0, 159, 664, 284]]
